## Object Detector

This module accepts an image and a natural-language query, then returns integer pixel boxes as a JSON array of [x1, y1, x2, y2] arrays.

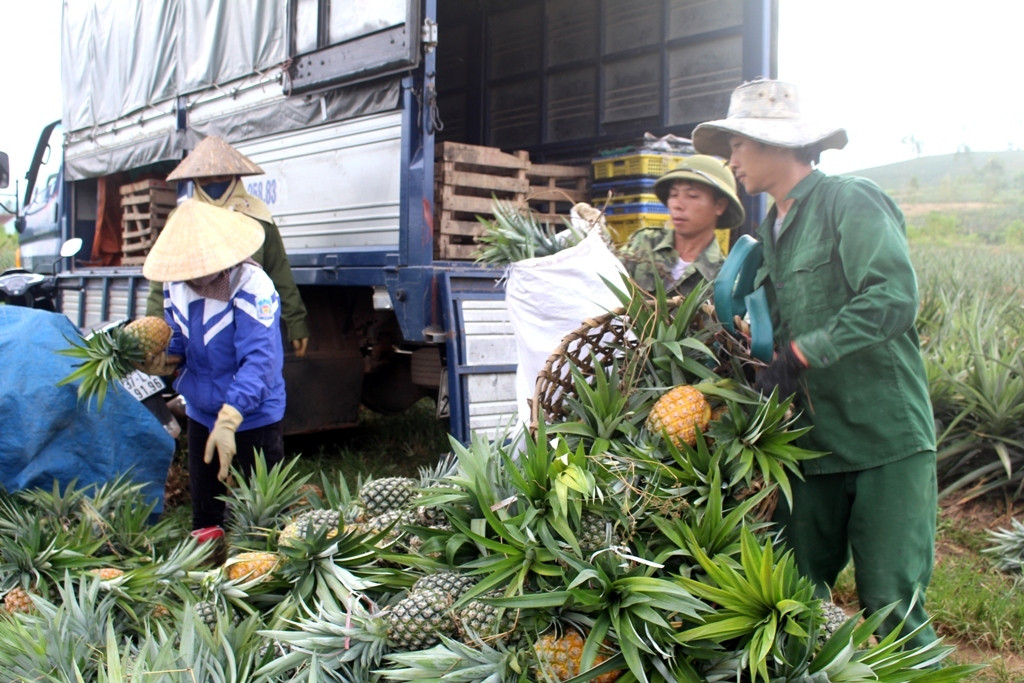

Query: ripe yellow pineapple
[[58, 316, 173, 407], [534, 629, 621, 682], [3, 586, 36, 614], [224, 550, 280, 582], [88, 567, 125, 580], [645, 385, 711, 447]]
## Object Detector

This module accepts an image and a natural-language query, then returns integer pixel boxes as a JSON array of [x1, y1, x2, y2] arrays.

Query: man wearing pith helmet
[[146, 135, 310, 357], [617, 154, 745, 297], [693, 79, 938, 649]]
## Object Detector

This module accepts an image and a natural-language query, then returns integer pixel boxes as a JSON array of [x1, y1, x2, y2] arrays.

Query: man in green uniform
[[693, 79, 938, 649], [617, 154, 745, 297], [146, 136, 310, 357]]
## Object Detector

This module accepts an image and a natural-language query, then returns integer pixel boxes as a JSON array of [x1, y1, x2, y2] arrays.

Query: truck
[[14, 0, 777, 442]]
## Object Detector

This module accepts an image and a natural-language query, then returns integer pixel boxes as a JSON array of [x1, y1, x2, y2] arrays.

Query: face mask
[[199, 179, 232, 199], [188, 272, 220, 287]]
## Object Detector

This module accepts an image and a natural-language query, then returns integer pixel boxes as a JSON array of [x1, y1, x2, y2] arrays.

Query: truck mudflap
[[439, 270, 518, 444]]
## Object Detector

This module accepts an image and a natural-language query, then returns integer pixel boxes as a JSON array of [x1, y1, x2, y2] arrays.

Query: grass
[[282, 398, 453, 484], [828, 498, 1024, 680]]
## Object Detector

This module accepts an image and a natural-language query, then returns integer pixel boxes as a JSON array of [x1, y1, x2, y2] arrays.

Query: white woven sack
[[505, 224, 627, 432]]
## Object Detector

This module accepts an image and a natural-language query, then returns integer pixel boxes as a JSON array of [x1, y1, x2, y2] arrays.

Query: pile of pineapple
[[0, 282, 979, 681]]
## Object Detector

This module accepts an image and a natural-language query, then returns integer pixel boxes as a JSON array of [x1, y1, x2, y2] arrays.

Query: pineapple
[[57, 316, 172, 407], [577, 511, 616, 558], [278, 508, 341, 548], [294, 483, 325, 508], [194, 599, 219, 631], [361, 508, 417, 548], [385, 588, 457, 651], [821, 600, 849, 638], [87, 567, 125, 581], [358, 477, 418, 518], [646, 384, 711, 447], [191, 598, 240, 632], [3, 586, 36, 614], [411, 570, 477, 596], [224, 550, 280, 582], [534, 628, 621, 683], [456, 590, 517, 642]]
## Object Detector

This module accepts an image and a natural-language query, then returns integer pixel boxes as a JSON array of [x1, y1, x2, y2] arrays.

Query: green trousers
[[772, 450, 939, 650]]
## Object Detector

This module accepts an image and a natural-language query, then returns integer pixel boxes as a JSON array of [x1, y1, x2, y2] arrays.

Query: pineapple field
[[3, 261, 1012, 682]]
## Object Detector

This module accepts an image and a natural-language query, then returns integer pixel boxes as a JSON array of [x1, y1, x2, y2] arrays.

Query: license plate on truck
[[119, 370, 165, 402]]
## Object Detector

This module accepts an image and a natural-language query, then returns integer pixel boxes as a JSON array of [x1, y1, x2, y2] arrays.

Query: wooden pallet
[[434, 142, 589, 260], [120, 179, 177, 265], [524, 162, 590, 225]]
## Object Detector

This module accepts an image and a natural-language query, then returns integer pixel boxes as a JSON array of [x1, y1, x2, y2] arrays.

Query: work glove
[[292, 337, 309, 358], [755, 344, 805, 399], [204, 404, 244, 483], [137, 352, 181, 377]]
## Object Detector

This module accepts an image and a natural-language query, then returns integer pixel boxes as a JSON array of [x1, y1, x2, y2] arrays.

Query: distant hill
[[848, 150, 1024, 203]]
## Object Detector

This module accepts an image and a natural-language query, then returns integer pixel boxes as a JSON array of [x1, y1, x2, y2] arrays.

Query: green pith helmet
[[653, 154, 745, 228]]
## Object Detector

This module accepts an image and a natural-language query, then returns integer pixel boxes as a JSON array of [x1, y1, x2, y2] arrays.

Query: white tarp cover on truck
[[60, 0, 409, 180]]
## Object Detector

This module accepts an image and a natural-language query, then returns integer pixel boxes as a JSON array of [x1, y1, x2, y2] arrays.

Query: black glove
[[755, 344, 805, 398]]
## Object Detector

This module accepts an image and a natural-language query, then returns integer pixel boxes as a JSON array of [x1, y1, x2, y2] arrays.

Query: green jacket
[[755, 170, 934, 473], [618, 225, 724, 297], [146, 217, 310, 342]]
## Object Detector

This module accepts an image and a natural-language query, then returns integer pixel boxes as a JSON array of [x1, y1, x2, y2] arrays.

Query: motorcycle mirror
[[51, 238, 83, 276], [60, 238, 83, 259]]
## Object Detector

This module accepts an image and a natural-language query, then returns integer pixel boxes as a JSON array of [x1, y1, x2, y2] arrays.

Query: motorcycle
[[1, 238, 181, 438], [0, 237, 82, 310]]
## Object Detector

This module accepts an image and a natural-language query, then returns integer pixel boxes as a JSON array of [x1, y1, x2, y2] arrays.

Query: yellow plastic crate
[[592, 153, 688, 180], [606, 213, 732, 257], [605, 213, 667, 244], [598, 193, 662, 207]]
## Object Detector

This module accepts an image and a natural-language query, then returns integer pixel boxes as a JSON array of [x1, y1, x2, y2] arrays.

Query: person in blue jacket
[[142, 198, 286, 531]]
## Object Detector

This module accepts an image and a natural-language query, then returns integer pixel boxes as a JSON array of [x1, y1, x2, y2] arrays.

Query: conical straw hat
[[142, 199, 265, 281], [166, 135, 264, 181]]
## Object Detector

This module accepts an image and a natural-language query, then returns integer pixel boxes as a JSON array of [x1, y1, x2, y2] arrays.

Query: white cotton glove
[[204, 404, 244, 482]]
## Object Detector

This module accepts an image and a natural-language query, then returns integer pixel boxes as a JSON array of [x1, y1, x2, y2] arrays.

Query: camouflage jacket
[[617, 225, 724, 296]]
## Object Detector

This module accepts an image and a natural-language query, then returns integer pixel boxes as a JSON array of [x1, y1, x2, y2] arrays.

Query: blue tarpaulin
[[0, 306, 174, 513]]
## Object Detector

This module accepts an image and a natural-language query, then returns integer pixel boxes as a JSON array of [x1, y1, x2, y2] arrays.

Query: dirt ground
[[934, 496, 1024, 677]]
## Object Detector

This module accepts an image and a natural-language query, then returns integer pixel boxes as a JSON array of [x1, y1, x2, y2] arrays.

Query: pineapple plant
[[57, 316, 172, 407], [645, 384, 711, 447], [473, 198, 588, 265], [534, 628, 622, 683]]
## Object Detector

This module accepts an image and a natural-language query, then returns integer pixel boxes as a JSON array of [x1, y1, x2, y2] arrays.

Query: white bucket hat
[[142, 199, 264, 281], [692, 79, 848, 159]]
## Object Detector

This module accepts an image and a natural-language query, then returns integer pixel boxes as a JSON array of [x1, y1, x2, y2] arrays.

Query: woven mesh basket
[[530, 296, 746, 427], [531, 306, 641, 428]]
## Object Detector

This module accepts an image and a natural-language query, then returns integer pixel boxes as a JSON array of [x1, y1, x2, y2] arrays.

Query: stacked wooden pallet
[[434, 142, 589, 260], [120, 179, 176, 265]]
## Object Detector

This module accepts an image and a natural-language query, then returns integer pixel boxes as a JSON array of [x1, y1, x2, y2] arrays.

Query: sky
[[1, 0, 1022, 203]]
